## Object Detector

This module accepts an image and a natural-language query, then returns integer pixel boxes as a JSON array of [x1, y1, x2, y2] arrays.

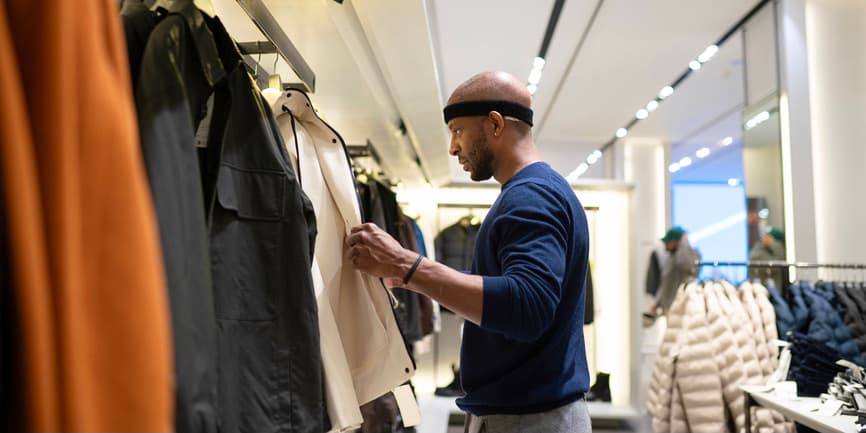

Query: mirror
[[656, 1, 785, 281]]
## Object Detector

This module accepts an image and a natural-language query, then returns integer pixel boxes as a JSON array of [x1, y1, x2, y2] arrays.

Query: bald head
[[448, 71, 532, 108]]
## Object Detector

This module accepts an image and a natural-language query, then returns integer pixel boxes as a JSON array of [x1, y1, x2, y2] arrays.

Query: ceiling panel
[[536, 0, 758, 145]]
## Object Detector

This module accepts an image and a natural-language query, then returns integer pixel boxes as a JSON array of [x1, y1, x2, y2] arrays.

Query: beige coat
[[704, 283, 747, 432], [265, 89, 415, 432], [740, 282, 776, 377], [648, 282, 692, 433], [676, 286, 726, 433]]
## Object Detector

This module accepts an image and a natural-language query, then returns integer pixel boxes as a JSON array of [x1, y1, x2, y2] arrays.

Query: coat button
[[405, 367, 410, 373], [331, 138, 337, 143]]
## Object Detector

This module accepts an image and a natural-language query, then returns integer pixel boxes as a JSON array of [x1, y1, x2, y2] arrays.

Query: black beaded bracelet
[[403, 254, 424, 285]]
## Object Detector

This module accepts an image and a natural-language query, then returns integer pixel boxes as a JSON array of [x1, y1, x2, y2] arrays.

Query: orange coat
[[0, 0, 173, 430]]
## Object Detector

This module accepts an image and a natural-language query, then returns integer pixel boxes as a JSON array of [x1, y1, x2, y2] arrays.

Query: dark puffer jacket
[[767, 283, 795, 337], [834, 284, 866, 358], [800, 282, 866, 366], [786, 281, 812, 334]]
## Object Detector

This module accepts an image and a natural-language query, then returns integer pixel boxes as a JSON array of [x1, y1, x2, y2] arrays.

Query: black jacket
[[434, 220, 480, 273], [204, 15, 323, 433], [127, 2, 323, 432], [127, 3, 224, 432], [835, 284, 866, 357]]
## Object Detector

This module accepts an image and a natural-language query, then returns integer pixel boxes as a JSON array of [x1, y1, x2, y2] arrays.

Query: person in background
[[346, 70, 592, 433], [749, 227, 786, 261], [648, 227, 699, 316]]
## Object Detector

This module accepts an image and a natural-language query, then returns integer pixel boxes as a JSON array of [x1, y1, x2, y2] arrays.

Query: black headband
[[443, 100, 534, 127]]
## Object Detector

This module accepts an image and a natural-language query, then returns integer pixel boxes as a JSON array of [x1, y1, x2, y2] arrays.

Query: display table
[[742, 385, 861, 433]]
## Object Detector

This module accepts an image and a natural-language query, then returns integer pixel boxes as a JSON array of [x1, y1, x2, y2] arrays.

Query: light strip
[[565, 1, 771, 181]]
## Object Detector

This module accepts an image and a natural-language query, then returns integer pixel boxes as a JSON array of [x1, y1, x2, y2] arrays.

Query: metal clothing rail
[[235, 0, 316, 92], [697, 261, 866, 269]]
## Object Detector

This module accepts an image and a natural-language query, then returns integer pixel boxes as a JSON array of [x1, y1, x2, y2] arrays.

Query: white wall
[[805, 0, 866, 265]]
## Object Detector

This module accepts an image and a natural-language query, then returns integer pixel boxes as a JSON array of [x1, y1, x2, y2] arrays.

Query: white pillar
[[804, 0, 866, 264], [778, 0, 818, 262]]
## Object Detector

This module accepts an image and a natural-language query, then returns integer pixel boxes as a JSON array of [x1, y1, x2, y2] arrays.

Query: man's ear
[[488, 111, 505, 137]]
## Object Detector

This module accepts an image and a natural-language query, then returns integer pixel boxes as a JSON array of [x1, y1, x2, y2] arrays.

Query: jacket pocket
[[216, 163, 286, 221], [212, 163, 289, 321]]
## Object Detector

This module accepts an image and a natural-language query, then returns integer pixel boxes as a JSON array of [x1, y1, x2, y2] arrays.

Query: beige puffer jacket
[[740, 282, 776, 376], [675, 286, 725, 433], [703, 283, 747, 432], [751, 283, 780, 364], [714, 282, 776, 432], [648, 283, 692, 433]]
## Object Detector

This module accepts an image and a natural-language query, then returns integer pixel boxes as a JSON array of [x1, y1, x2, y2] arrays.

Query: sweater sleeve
[[480, 183, 573, 341]]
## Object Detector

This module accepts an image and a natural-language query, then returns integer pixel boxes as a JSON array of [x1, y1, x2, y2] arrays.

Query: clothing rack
[[234, 0, 316, 92], [697, 261, 866, 269], [347, 140, 383, 166], [697, 261, 866, 286]]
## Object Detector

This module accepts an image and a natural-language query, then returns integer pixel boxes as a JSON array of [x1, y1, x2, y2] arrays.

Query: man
[[749, 227, 785, 261], [346, 71, 591, 432], [647, 226, 699, 315]]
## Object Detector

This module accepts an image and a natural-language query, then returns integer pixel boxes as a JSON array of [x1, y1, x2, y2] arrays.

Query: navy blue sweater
[[457, 162, 590, 415]]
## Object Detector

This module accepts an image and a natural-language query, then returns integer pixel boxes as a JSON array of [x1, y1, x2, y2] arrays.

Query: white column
[[621, 138, 665, 410], [804, 0, 866, 264], [777, 0, 818, 262]]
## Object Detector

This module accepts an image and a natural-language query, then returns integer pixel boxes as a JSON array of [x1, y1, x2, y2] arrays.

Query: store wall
[[804, 0, 866, 265]]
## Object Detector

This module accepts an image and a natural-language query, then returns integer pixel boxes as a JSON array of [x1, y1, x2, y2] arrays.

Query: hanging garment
[[126, 3, 223, 432], [703, 284, 747, 433], [398, 212, 435, 337], [0, 0, 173, 430], [799, 281, 866, 365], [675, 286, 726, 433], [836, 284, 866, 357], [206, 20, 323, 433], [408, 216, 436, 336], [435, 220, 480, 272], [264, 88, 415, 432], [360, 179, 422, 344], [740, 282, 777, 376], [647, 282, 691, 433], [766, 283, 795, 337]]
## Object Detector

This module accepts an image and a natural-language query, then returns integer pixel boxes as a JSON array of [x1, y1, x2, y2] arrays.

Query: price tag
[[816, 399, 843, 417], [393, 384, 421, 427]]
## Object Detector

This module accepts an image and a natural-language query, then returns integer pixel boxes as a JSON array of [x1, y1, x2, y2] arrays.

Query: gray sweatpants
[[463, 398, 591, 433]]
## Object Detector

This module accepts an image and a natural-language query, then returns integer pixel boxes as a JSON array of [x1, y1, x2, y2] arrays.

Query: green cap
[[661, 226, 686, 242], [766, 227, 785, 242]]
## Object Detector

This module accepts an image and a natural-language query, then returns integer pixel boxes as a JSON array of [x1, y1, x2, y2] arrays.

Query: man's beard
[[468, 135, 494, 181]]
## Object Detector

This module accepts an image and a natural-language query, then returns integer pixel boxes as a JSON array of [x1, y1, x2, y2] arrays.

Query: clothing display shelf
[[234, 0, 316, 92], [742, 385, 861, 433]]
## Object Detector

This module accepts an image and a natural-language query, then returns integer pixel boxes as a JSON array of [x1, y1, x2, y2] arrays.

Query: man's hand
[[346, 223, 415, 280]]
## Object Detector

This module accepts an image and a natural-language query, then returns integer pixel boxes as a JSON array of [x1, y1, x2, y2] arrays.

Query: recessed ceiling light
[[679, 156, 693, 167], [636, 109, 649, 120], [533, 56, 546, 69], [616, 128, 628, 138], [696, 147, 711, 159], [698, 45, 719, 63], [658, 86, 674, 99], [587, 150, 602, 165], [527, 83, 538, 95], [721, 136, 733, 146], [646, 100, 659, 112], [668, 163, 681, 173], [689, 60, 702, 71]]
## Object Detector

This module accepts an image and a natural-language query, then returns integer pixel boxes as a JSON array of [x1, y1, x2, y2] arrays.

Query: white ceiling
[[211, 0, 770, 186]]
